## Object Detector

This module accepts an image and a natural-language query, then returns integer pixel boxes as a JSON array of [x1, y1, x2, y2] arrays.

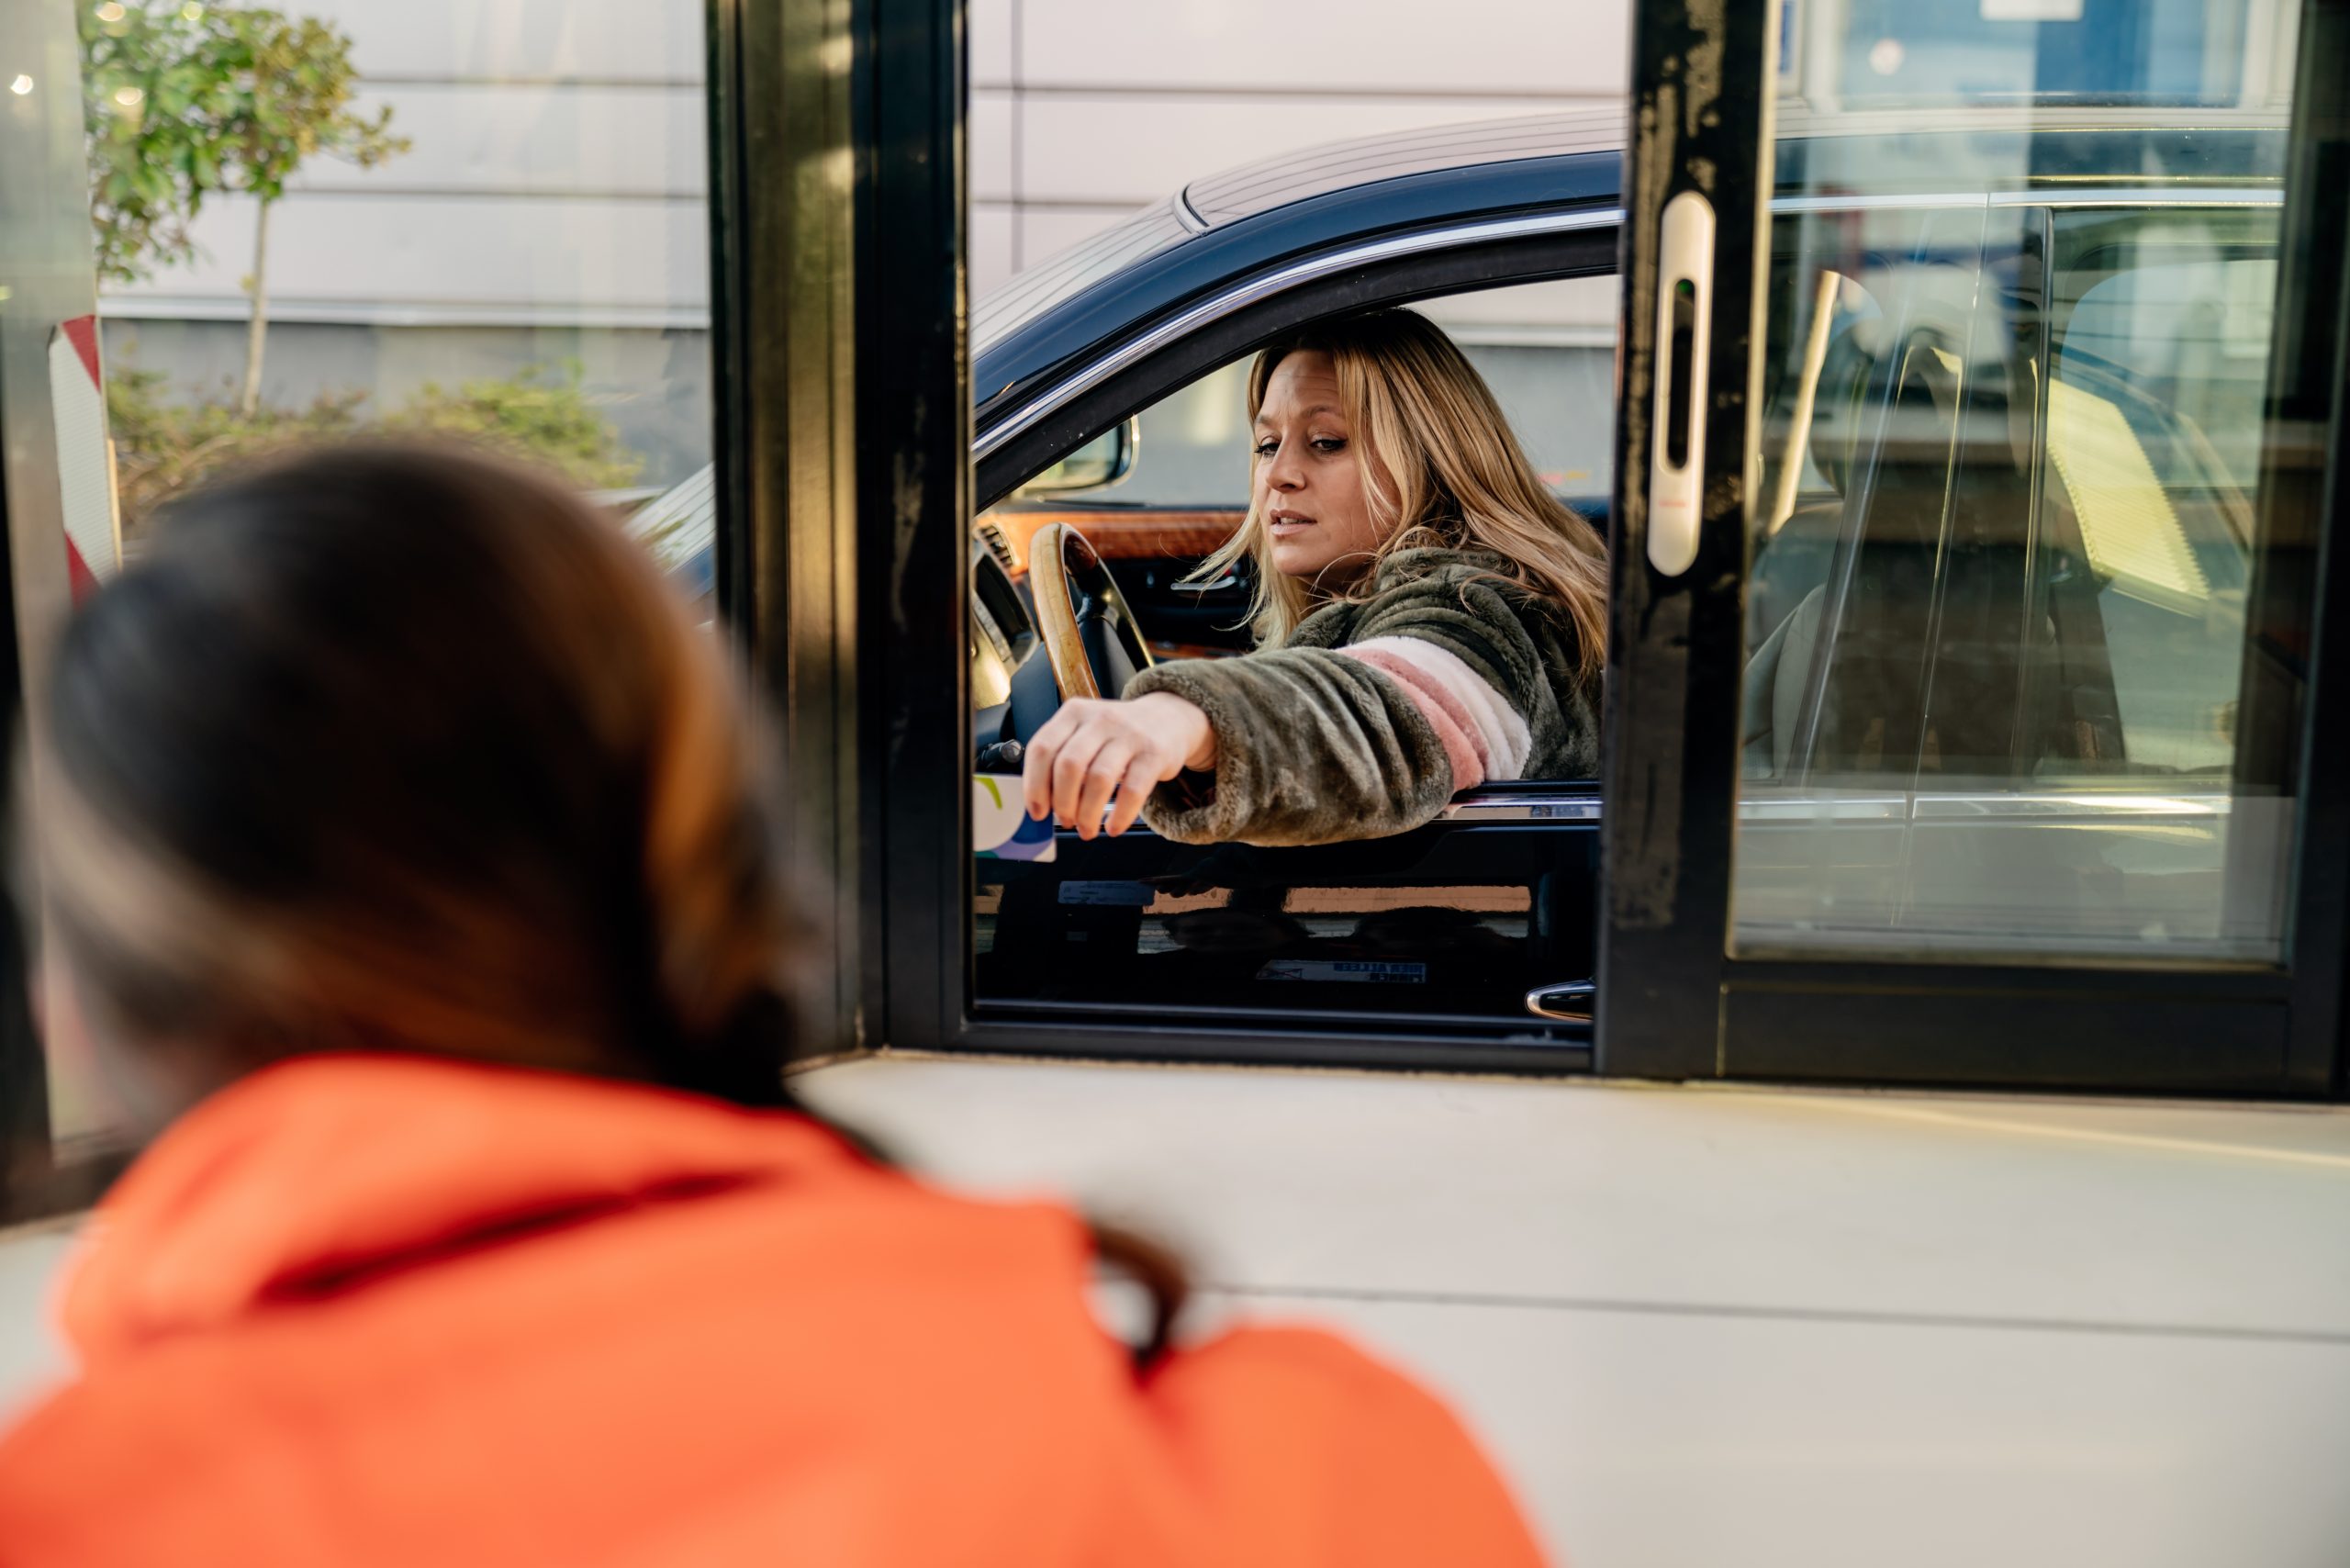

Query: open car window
[[970, 272, 1616, 1037]]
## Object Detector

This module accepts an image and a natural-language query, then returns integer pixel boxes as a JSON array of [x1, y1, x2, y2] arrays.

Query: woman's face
[[1252, 350, 1390, 587]]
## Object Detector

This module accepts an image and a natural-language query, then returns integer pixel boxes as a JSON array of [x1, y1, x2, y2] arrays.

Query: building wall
[[98, 1, 1626, 325], [94, 0, 715, 487], [970, 0, 1626, 296], [89, 0, 2303, 325], [100, 0, 708, 330], [87, 0, 1627, 487]]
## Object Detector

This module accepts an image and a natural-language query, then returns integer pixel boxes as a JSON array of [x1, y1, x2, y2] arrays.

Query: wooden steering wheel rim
[[1026, 521, 1154, 700]]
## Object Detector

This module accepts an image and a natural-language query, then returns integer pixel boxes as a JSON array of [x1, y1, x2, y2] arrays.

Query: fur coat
[[1126, 546, 1599, 846]]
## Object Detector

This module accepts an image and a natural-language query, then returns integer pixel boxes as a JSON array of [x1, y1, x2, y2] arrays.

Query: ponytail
[[1088, 1220, 1190, 1368]]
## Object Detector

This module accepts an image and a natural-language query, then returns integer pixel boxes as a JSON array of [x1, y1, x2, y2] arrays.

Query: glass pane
[[45, 0, 714, 1150], [92, 0, 713, 604], [1732, 0, 2307, 963]]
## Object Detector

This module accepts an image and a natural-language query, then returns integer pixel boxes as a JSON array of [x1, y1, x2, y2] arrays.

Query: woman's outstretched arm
[[1022, 565, 1593, 848], [1118, 647, 1461, 845]]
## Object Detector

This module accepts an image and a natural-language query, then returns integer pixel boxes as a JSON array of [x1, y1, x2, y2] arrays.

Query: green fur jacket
[[1125, 546, 1600, 846]]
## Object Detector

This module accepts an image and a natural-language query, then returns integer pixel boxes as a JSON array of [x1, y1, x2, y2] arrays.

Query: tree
[[80, 2, 407, 413], [78, 2, 244, 284]]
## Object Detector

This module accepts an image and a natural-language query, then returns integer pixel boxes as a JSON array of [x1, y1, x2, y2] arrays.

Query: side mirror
[[1015, 416, 1138, 498]]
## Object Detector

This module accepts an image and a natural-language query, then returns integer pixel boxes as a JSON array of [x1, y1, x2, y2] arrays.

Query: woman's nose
[[1265, 446, 1306, 491]]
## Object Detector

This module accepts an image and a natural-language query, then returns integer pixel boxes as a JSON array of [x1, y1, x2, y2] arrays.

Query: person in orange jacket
[[0, 446, 1548, 1567]]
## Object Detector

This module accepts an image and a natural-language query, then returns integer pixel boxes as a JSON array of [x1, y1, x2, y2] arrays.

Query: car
[[640, 104, 2291, 1058]]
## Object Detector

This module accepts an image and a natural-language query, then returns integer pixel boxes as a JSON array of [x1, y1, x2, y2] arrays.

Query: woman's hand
[[1022, 690, 1215, 839]]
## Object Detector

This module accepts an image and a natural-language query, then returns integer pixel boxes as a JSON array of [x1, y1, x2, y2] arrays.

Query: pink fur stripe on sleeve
[[1345, 634, 1534, 780], [1341, 645, 1489, 791]]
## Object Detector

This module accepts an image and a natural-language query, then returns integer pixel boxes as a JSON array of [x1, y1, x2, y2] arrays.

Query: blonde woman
[[1021, 308, 1608, 846]]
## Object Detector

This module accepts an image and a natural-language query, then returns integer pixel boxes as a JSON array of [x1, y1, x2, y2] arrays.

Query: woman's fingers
[[1103, 751, 1161, 838], [1052, 720, 1116, 833], [1017, 696, 1202, 836], [1020, 708, 1075, 821], [1071, 738, 1136, 840]]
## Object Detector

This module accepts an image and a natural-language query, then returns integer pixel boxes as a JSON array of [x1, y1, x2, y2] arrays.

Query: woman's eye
[[1312, 437, 1348, 454], [1253, 440, 1280, 457]]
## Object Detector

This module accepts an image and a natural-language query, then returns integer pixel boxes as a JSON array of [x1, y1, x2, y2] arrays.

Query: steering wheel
[[1027, 521, 1155, 700]]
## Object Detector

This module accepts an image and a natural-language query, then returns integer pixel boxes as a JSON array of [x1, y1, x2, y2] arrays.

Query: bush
[[106, 360, 643, 535], [106, 364, 364, 528], [380, 364, 643, 493]]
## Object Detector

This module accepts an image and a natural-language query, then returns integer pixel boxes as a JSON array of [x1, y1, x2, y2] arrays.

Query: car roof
[[972, 109, 1626, 356], [1183, 107, 1628, 230]]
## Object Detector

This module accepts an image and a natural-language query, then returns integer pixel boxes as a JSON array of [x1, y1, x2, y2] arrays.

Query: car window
[[981, 273, 1617, 669]]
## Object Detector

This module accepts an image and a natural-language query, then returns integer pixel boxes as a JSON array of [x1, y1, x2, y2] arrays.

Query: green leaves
[[78, 1, 411, 284]]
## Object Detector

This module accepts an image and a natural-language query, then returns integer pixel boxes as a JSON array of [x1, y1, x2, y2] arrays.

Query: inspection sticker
[[1057, 881, 1155, 907], [1255, 959, 1428, 984]]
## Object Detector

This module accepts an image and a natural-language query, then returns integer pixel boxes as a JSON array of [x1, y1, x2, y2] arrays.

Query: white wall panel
[[971, 90, 1017, 204], [303, 0, 702, 83], [1017, 92, 1574, 208], [1017, 0, 1628, 96], [972, 0, 1016, 88], [973, 206, 1019, 299], [285, 84, 704, 196], [1016, 206, 1159, 276], [104, 193, 708, 324]]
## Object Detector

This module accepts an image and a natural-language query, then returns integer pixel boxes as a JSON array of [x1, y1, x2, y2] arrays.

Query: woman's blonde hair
[[1187, 308, 1607, 673]]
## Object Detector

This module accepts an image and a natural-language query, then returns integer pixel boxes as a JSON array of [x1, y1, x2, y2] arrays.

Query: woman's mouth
[[1268, 510, 1315, 538]]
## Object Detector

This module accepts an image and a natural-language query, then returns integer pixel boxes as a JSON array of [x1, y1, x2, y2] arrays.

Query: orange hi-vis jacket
[[0, 1056, 1547, 1566]]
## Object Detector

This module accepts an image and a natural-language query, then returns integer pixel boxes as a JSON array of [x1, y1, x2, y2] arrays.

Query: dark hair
[[29, 442, 1182, 1358], [38, 443, 799, 1103]]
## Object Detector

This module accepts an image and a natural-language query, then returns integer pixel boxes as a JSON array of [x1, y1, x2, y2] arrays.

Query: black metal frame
[[1596, 0, 1780, 1082], [711, 0, 895, 1056], [856, 0, 975, 1058], [1597, 0, 2350, 1097]]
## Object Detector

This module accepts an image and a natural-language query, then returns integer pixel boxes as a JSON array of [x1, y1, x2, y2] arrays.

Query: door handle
[[1648, 187, 1715, 578], [1525, 979, 1596, 1022]]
